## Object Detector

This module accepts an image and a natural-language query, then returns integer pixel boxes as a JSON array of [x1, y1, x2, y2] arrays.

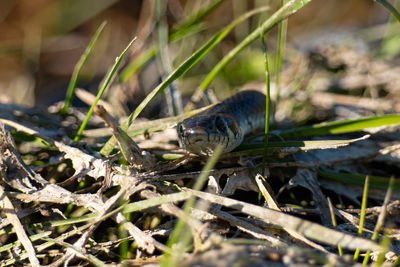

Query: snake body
[[177, 90, 266, 155]]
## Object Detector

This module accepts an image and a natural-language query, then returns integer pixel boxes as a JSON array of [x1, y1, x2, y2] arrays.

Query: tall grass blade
[[354, 176, 369, 262], [327, 197, 343, 256], [261, 34, 271, 177], [376, 0, 400, 23], [380, 0, 400, 57], [61, 21, 107, 114], [74, 37, 137, 142], [119, 47, 157, 83], [373, 234, 392, 266]]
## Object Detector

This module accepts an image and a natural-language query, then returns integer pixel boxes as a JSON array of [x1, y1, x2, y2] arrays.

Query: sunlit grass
[[353, 176, 369, 262], [61, 21, 107, 114], [74, 37, 137, 142], [261, 33, 271, 177]]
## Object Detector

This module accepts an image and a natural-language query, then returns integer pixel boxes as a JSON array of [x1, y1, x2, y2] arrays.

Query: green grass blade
[[274, 114, 400, 138], [393, 254, 400, 266], [376, 0, 400, 23], [118, 47, 157, 83], [121, 191, 191, 214], [353, 175, 369, 262], [61, 21, 106, 114], [0, 231, 51, 253], [74, 37, 137, 142], [32, 213, 97, 229], [318, 170, 400, 192], [198, 0, 311, 92], [327, 197, 343, 256], [373, 234, 392, 266], [261, 34, 271, 177], [100, 6, 269, 156], [379, 0, 400, 57]]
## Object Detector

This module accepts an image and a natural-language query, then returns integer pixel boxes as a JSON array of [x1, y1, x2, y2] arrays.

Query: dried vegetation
[[0, 0, 400, 266]]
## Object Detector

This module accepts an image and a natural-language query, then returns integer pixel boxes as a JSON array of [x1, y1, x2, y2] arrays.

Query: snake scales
[[177, 90, 266, 155]]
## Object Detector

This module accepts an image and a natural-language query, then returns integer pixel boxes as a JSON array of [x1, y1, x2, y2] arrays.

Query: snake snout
[[180, 126, 209, 145], [177, 114, 245, 155], [177, 121, 216, 155], [187, 131, 209, 145]]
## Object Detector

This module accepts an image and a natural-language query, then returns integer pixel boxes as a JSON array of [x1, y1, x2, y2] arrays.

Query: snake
[[177, 90, 266, 156]]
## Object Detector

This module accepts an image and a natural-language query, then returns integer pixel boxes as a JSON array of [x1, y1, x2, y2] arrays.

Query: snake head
[[177, 114, 242, 156]]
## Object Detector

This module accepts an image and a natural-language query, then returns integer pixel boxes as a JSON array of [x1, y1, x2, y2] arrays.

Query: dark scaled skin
[[177, 90, 266, 156]]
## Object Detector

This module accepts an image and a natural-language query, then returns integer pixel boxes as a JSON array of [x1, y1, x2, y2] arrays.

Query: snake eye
[[215, 116, 227, 134]]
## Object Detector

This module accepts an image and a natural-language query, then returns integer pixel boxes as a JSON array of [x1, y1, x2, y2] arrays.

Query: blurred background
[[0, 0, 393, 112]]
